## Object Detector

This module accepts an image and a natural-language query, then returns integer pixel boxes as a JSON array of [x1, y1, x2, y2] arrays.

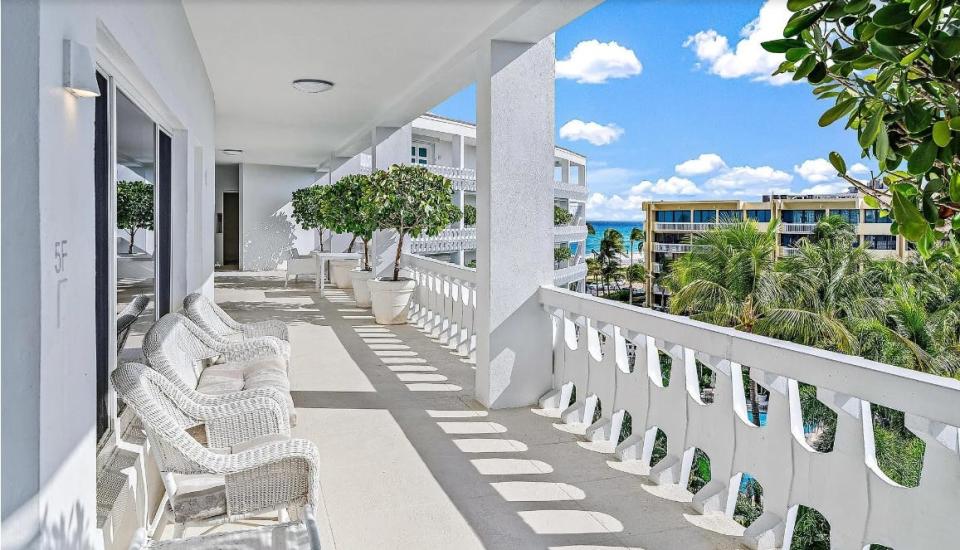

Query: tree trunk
[[749, 381, 762, 426], [362, 239, 369, 270], [128, 228, 136, 254], [392, 232, 405, 281], [628, 245, 634, 304], [347, 234, 357, 253]]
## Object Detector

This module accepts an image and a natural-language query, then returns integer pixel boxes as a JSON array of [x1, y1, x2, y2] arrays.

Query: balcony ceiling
[[183, 0, 600, 168]]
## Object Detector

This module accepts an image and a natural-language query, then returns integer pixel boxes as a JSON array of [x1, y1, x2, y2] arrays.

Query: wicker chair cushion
[[196, 357, 296, 425], [170, 474, 227, 523]]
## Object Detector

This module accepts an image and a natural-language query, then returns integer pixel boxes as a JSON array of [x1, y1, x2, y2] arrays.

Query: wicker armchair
[[183, 292, 289, 344], [142, 313, 296, 424], [117, 295, 150, 353], [113, 362, 320, 535]]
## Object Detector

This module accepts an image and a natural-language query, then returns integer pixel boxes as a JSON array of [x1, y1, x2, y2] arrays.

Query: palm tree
[[625, 263, 645, 305], [598, 229, 624, 296], [628, 226, 644, 304], [585, 257, 602, 296]]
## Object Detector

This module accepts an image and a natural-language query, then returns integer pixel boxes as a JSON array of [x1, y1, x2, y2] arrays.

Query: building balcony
[[553, 180, 588, 201], [780, 223, 817, 233], [410, 227, 477, 254], [554, 223, 589, 243], [653, 242, 694, 253], [780, 246, 801, 257], [424, 164, 478, 192], [552, 261, 588, 286], [653, 222, 733, 232]]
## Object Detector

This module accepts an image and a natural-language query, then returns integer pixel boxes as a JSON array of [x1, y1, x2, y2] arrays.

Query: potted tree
[[364, 164, 461, 324], [327, 174, 378, 306], [291, 184, 328, 252], [117, 180, 154, 254]]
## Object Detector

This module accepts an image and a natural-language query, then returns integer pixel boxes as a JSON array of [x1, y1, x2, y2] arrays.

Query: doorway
[[222, 191, 240, 268]]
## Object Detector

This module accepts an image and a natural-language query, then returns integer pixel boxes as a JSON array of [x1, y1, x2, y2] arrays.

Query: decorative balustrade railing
[[401, 253, 476, 360], [780, 246, 801, 257], [552, 262, 587, 287], [553, 224, 588, 243], [423, 164, 477, 191], [780, 223, 817, 234], [409, 227, 477, 254], [653, 222, 727, 232], [552, 181, 588, 201], [537, 286, 960, 550], [652, 243, 694, 253]]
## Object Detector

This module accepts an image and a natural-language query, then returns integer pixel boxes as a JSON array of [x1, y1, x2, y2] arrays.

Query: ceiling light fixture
[[221, 149, 243, 156], [292, 79, 334, 93]]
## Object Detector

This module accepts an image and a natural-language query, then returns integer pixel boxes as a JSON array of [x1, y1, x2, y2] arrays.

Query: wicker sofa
[[142, 313, 296, 425], [113, 362, 319, 538]]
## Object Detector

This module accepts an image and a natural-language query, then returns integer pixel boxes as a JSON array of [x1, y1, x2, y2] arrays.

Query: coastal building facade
[[642, 191, 906, 308]]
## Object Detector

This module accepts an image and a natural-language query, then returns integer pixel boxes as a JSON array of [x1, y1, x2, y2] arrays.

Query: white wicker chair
[[142, 313, 296, 424], [113, 362, 320, 537], [183, 292, 290, 360]]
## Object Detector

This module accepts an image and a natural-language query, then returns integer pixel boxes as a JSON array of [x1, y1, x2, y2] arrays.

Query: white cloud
[[556, 40, 643, 84], [850, 163, 871, 175], [587, 191, 649, 221], [794, 158, 837, 183], [799, 182, 851, 194], [675, 153, 727, 176], [705, 165, 793, 196], [683, 0, 793, 85], [633, 176, 701, 196], [559, 119, 624, 146]]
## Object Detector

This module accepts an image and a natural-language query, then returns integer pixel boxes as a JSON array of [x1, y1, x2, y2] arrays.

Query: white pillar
[[560, 158, 570, 184], [452, 134, 465, 169], [475, 36, 555, 409], [371, 125, 412, 278]]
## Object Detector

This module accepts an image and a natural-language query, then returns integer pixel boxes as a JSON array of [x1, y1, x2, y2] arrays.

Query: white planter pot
[[367, 277, 417, 325], [349, 268, 377, 308], [330, 259, 359, 289]]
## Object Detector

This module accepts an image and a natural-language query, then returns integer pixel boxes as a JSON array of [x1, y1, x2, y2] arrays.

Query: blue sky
[[431, 0, 872, 221]]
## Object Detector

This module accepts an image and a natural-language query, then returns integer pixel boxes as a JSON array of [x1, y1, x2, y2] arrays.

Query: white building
[[2, 1, 958, 550]]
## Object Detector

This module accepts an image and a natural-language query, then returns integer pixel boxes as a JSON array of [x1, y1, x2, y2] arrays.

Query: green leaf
[[931, 33, 960, 58], [904, 101, 932, 134], [933, 120, 952, 147], [812, 83, 840, 95], [950, 173, 960, 203], [833, 44, 867, 62], [829, 151, 847, 174], [859, 108, 884, 148], [851, 55, 884, 69], [876, 128, 890, 170], [787, 0, 820, 11], [819, 98, 858, 127], [785, 47, 809, 61], [873, 3, 913, 27], [864, 193, 881, 208], [845, 0, 870, 13], [899, 46, 925, 66], [907, 140, 938, 175], [891, 189, 929, 241], [869, 39, 902, 63], [793, 54, 818, 79], [951, 118, 960, 131], [784, 6, 827, 37], [913, 1, 936, 29], [807, 61, 827, 83], [916, 227, 934, 257], [761, 38, 806, 53], [875, 28, 922, 47]]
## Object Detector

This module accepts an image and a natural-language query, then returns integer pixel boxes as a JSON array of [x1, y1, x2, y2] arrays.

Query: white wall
[[214, 164, 240, 265], [1, 0, 216, 547], [240, 163, 318, 271]]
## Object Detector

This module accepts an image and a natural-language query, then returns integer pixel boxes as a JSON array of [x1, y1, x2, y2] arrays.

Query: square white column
[[475, 36, 555, 408]]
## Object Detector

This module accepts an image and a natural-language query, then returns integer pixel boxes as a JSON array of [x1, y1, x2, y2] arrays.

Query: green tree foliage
[[116, 180, 154, 254], [323, 174, 379, 270], [597, 229, 625, 295], [366, 164, 461, 280], [554, 205, 574, 226], [554, 245, 572, 267], [625, 262, 645, 305], [463, 203, 477, 226], [763, 0, 960, 255], [291, 185, 326, 231]]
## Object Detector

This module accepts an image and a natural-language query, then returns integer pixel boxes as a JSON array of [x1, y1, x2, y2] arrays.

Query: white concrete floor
[[175, 271, 745, 549]]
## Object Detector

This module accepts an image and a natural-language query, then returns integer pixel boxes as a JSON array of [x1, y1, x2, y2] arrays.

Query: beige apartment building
[[642, 191, 906, 308]]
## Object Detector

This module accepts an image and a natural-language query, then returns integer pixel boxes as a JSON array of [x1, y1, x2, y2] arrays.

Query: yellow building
[[641, 192, 905, 308]]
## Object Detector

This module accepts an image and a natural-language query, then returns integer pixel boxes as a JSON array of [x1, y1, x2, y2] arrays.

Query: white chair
[[284, 250, 317, 288], [183, 292, 290, 360], [113, 362, 320, 540]]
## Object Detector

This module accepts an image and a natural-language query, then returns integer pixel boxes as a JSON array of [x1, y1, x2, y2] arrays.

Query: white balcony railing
[[653, 243, 694, 253], [780, 246, 801, 257], [401, 253, 476, 360], [654, 222, 721, 232], [780, 223, 817, 233], [553, 224, 588, 243], [424, 164, 477, 192], [553, 262, 587, 286], [409, 227, 477, 254], [553, 180, 588, 201], [537, 286, 960, 550]]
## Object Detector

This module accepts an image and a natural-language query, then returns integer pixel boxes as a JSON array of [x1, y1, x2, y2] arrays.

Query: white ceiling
[[182, 0, 599, 168]]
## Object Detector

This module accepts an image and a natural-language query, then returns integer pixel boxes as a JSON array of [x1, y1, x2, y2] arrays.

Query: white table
[[315, 252, 362, 294]]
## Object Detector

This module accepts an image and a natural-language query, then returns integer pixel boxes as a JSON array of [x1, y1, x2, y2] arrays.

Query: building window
[[781, 234, 805, 247], [655, 210, 691, 223], [865, 235, 897, 250], [747, 209, 772, 222], [781, 209, 824, 224], [718, 209, 743, 222], [864, 209, 891, 223], [832, 209, 860, 224], [410, 142, 433, 165], [693, 210, 716, 223]]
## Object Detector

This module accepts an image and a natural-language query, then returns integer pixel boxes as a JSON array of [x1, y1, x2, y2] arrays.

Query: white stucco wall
[[239, 163, 318, 271], [1, 0, 215, 547]]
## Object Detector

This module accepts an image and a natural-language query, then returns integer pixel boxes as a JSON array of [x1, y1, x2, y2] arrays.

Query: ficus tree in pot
[[762, 0, 960, 257], [365, 164, 462, 281], [326, 174, 378, 270], [117, 180, 154, 254], [291, 184, 330, 252]]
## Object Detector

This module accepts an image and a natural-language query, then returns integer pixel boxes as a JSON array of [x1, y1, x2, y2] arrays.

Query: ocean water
[[585, 221, 644, 255]]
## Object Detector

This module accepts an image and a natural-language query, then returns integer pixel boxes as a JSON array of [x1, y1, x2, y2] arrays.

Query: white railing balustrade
[[537, 286, 960, 550], [553, 224, 588, 243], [654, 222, 717, 232], [423, 164, 477, 191], [780, 246, 801, 257], [409, 227, 477, 254], [653, 243, 694, 253], [553, 181, 588, 201], [780, 223, 817, 233], [553, 262, 587, 287], [401, 253, 476, 361]]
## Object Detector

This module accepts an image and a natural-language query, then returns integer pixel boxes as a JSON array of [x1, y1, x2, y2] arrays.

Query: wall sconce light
[[62, 39, 100, 98]]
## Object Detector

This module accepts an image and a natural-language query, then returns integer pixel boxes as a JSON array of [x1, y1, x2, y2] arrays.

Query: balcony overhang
[[183, 0, 601, 168]]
